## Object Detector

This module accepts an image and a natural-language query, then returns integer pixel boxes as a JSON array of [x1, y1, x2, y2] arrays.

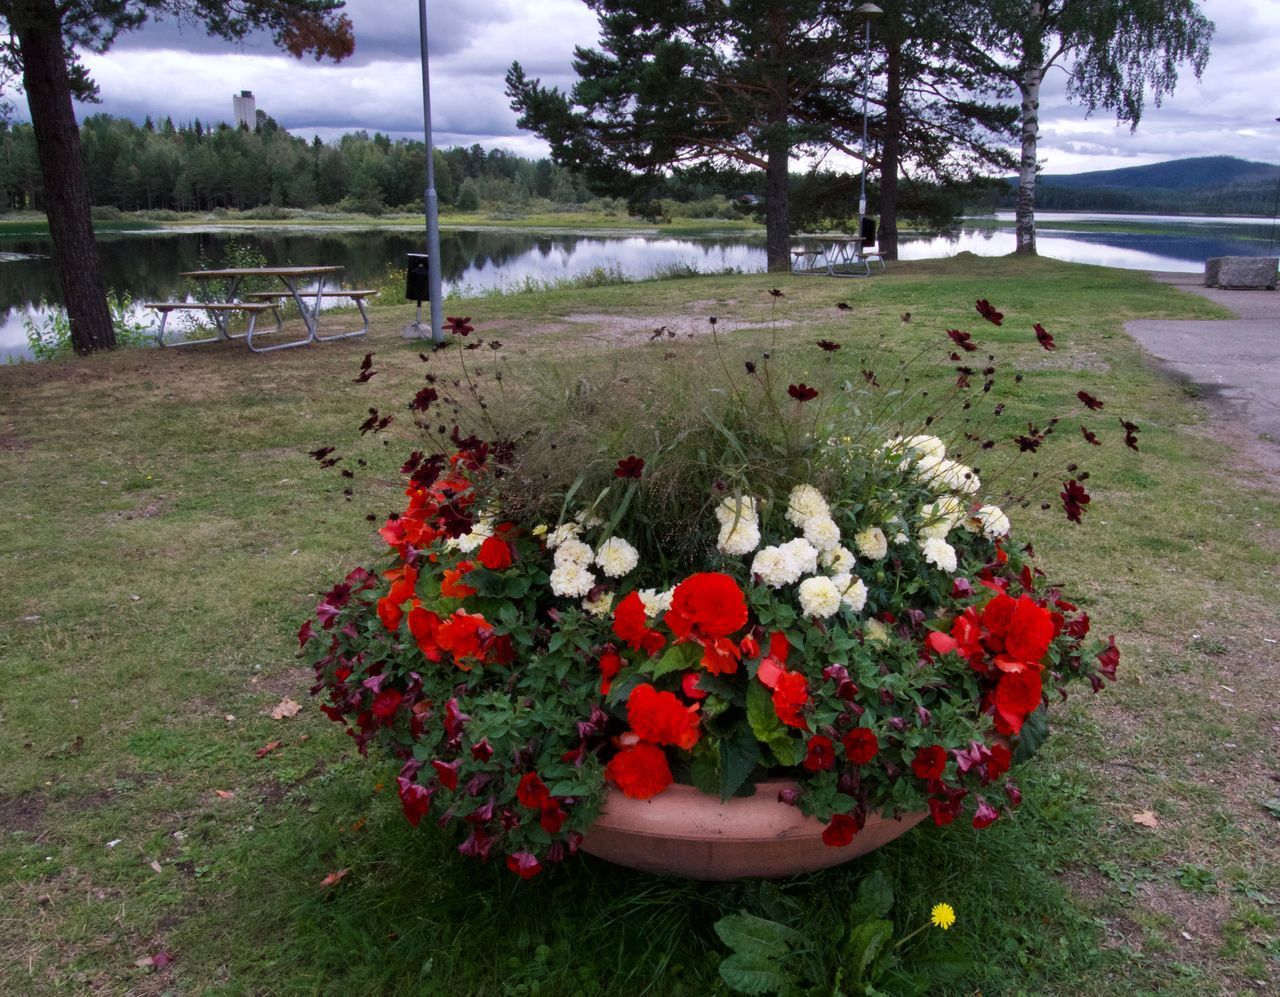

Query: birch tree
[[968, 0, 1213, 254]]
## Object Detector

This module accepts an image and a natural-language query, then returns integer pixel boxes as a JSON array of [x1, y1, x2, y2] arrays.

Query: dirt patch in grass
[[0, 791, 47, 834]]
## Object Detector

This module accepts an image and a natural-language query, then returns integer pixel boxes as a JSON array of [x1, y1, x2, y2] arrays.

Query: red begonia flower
[[626, 683, 701, 749], [598, 647, 623, 695], [477, 535, 514, 571], [665, 572, 748, 640], [771, 670, 810, 729], [612, 591, 665, 656], [605, 743, 673, 799]]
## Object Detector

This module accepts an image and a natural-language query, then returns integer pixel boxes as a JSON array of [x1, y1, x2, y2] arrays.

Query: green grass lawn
[[1, 256, 1276, 994]]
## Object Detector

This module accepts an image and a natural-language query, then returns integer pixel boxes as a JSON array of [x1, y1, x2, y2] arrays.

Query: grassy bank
[[1, 257, 1276, 994]]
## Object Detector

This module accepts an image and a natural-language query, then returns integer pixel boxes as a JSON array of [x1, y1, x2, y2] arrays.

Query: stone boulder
[[1207, 256, 1278, 290]]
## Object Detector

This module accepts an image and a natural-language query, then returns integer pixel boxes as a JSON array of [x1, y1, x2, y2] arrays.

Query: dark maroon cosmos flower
[[1060, 479, 1091, 524], [787, 383, 819, 401], [353, 352, 376, 383], [835, 301, 851, 311], [445, 315, 474, 336], [1080, 424, 1101, 446], [947, 329, 978, 352], [1077, 390, 1104, 410], [614, 455, 645, 479], [816, 339, 841, 352], [768, 288, 784, 298], [1120, 418, 1141, 451], [975, 299, 1004, 325], [410, 387, 439, 412], [1033, 323, 1056, 350]]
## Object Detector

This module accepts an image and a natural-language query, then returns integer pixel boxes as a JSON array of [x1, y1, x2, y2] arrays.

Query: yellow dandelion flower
[[930, 902, 956, 931]]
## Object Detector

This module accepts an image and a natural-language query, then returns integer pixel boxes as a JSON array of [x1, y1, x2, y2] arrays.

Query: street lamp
[[853, 3, 882, 221], [416, 0, 444, 343], [1270, 116, 1280, 256]]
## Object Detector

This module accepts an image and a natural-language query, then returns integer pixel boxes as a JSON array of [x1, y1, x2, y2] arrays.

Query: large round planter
[[580, 780, 927, 881]]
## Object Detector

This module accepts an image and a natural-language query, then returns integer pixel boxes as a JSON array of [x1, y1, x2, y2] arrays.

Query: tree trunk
[[1014, 67, 1041, 256], [1014, 2, 1045, 257], [877, 39, 903, 262], [762, 10, 791, 272], [12, 0, 116, 352]]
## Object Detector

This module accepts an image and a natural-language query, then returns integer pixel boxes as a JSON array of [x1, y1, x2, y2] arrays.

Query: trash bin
[[406, 253, 430, 302]]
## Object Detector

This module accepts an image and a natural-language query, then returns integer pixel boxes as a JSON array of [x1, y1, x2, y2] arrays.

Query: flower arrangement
[[301, 300, 1123, 879]]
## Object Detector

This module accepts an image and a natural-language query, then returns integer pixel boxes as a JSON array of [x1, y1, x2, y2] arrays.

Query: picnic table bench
[[242, 288, 378, 341], [143, 300, 280, 350]]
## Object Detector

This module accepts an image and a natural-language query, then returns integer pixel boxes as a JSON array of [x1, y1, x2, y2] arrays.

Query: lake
[[2, 214, 1275, 358]]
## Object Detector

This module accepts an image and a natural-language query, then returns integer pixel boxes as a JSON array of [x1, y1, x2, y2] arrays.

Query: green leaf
[[642, 642, 700, 679], [848, 870, 894, 921], [713, 912, 803, 957], [844, 919, 894, 984], [690, 745, 720, 796], [746, 680, 783, 742], [1012, 707, 1049, 763], [720, 724, 761, 800], [717, 952, 790, 996], [766, 733, 804, 767]]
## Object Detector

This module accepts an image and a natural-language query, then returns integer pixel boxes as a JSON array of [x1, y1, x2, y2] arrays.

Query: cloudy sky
[[56, 0, 1280, 176]]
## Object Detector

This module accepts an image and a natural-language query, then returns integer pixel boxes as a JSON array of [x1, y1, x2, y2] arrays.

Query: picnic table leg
[[245, 277, 317, 353]]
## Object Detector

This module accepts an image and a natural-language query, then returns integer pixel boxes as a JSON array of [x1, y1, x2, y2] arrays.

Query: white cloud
[[37, 0, 1280, 173]]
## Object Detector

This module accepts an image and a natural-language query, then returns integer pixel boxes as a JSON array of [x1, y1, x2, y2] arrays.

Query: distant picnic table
[[146, 265, 376, 352]]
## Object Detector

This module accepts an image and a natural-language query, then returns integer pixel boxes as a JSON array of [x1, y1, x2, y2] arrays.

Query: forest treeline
[[0, 113, 606, 215]]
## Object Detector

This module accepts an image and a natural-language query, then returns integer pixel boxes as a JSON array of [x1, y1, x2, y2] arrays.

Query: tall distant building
[[232, 90, 256, 129]]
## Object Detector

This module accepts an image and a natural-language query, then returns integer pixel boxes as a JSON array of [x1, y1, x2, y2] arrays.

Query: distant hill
[[995, 156, 1280, 214]]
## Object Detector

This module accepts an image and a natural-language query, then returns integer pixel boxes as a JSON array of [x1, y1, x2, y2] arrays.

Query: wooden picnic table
[[176, 265, 344, 352]]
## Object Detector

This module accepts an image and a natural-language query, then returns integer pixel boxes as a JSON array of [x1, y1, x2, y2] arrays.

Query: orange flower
[[407, 606, 442, 662], [626, 683, 700, 749], [376, 565, 419, 631], [441, 561, 477, 599], [436, 610, 491, 669], [605, 743, 673, 799]]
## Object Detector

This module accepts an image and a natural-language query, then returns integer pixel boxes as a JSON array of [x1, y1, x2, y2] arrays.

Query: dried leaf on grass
[[255, 740, 283, 759], [214, 789, 235, 800], [319, 869, 350, 888], [1132, 810, 1159, 828], [270, 698, 301, 720]]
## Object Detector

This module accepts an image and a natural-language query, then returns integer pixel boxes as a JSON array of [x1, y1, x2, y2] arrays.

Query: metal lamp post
[[416, 0, 444, 343], [1270, 116, 1280, 257], [853, 3, 882, 221]]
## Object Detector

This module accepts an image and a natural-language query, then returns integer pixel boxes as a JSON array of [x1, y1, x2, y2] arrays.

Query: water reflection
[[1, 218, 1273, 357]]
